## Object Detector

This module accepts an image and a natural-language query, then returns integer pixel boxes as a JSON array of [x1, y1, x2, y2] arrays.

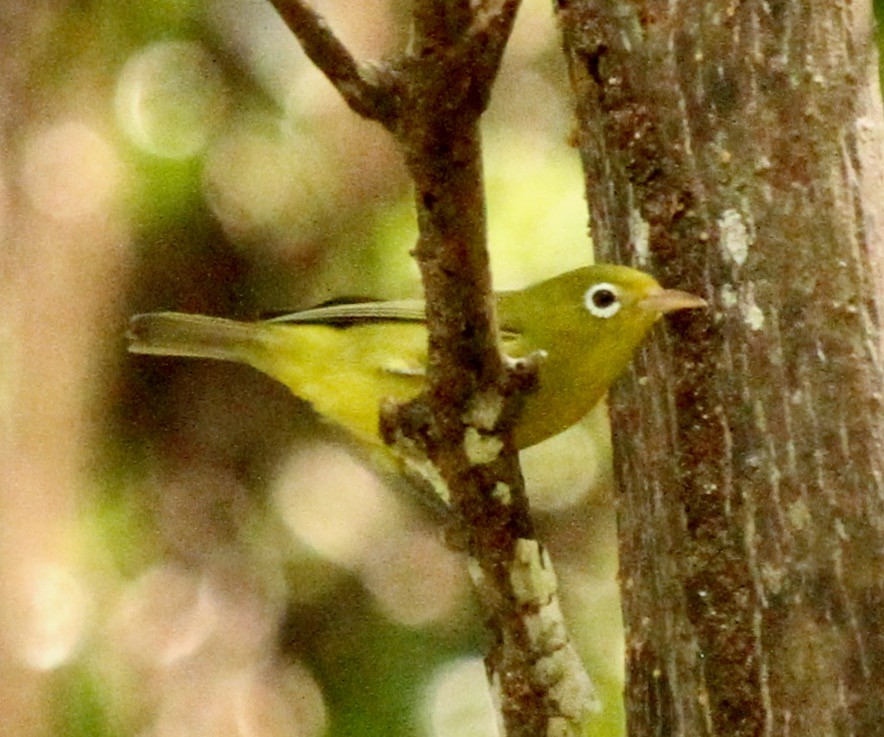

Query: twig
[[267, 0, 398, 124]]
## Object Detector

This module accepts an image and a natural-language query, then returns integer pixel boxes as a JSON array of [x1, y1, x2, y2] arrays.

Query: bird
[[128, 264, 705, 450]]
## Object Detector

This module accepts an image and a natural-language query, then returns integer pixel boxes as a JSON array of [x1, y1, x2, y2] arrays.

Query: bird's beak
[[639, 288, 707, 314]]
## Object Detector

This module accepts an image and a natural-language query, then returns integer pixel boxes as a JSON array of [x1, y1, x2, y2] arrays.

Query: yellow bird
[[128, 264, 705, 449]]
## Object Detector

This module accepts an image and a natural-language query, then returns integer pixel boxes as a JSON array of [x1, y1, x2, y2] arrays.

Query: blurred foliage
[[0, 0, 684, 736]]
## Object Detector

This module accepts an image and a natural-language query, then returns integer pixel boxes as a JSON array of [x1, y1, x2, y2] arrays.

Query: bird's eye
[[584, 283, 621, 318]]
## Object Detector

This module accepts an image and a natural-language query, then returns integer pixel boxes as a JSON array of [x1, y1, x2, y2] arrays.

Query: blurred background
[[0, 0, 765, 735]]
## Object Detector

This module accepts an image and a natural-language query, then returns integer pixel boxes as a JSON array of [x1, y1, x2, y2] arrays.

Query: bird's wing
[[266, 299, 426, 326], [267, 301, 429, 379], [267, 296, 524, 373]]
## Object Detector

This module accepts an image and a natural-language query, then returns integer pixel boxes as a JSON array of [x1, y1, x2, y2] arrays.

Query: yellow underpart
[[250, 322, 427, 444]]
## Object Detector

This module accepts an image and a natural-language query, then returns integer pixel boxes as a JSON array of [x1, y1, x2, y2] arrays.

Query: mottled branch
[[382, 1, 598, 732], [270, 0, 600, 733]]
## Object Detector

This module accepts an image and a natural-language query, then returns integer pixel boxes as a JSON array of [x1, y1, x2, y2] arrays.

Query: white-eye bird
[[128, 264, 705, 449]]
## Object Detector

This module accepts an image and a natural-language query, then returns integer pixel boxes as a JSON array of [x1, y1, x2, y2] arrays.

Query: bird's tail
[[127, 312, 266, 364]]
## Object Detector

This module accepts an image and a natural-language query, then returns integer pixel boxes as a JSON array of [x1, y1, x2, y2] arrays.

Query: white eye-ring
[[584, 282, 621, 318]]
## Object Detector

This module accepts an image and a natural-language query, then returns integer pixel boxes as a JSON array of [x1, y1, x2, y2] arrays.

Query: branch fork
[[270, 0, 518, 130]]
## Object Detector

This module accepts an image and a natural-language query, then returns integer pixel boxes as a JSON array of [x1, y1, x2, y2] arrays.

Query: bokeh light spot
[[20, 121, 123, 220], [12, 562, 91, 671], [111, 564, 219, 668], [202, 116, 341, 252], [202, 122, 300, 238], [115, 40, 227, 159], [272, 444, 401, 569], [425, 657, 498, 737], [233, 662, 327, 737], [361, 529, 467, 628], [147, 662, 326, 737]]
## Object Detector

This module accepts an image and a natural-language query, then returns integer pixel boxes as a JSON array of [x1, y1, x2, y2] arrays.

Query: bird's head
[[504, 263, 706, 379]]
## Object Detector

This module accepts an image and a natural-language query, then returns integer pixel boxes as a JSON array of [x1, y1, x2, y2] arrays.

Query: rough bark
[[558, 1, 884, 735]]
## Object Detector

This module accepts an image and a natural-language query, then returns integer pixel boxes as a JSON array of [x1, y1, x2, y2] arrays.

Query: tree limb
[[386, 2, 598, 733], [272, 0, 599, 734]]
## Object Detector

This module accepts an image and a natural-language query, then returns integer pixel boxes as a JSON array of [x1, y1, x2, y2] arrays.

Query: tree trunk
[[558, 1, 884, 735]]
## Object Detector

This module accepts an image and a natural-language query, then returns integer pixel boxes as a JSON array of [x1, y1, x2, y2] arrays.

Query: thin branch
[[383, 0, 599, 734], [267, 0, 398, 124]]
